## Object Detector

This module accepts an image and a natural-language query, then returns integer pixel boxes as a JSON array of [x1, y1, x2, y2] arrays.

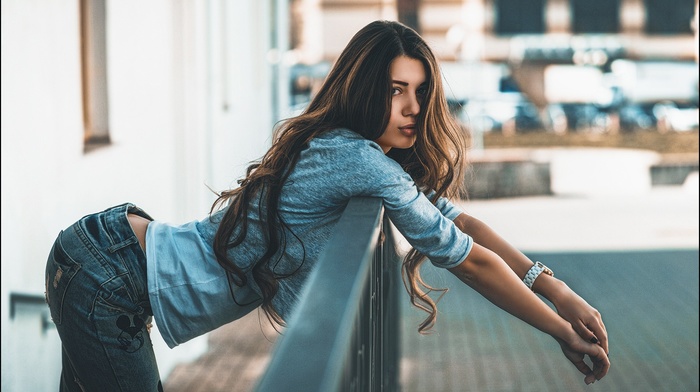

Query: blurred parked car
[[653, 101, 700, 132], [618, 101, 699, 132], [459, 93, 544, 134], [546, 103, 611, 133], [618, 103, 657, 132], [289, 62, 332, 106]]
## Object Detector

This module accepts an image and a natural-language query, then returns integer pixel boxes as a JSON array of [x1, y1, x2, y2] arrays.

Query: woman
[[45, 20, 609, 391]]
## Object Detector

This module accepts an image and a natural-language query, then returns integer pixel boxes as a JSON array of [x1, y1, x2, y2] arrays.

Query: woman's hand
[[543, 279, 609, 355], [555, 325, 610, 385]]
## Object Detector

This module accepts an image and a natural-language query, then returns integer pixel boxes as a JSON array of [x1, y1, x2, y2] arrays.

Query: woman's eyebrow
[[392, 80, 428, 86]]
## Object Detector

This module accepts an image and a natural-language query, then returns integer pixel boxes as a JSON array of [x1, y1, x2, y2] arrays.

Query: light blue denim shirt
[[146, 128, 473, 347]]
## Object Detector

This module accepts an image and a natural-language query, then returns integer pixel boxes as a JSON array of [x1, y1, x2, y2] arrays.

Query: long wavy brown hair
[[211, 20, 468, 333]]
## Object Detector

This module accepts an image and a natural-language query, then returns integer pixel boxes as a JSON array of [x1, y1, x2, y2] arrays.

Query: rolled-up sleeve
[[384, 189, 473, 268], [343, 140, 473, 268], [424, 190, 465, 221]]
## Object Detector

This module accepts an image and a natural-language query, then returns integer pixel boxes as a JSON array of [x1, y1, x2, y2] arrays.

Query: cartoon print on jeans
[[116, 315, 145, 353]]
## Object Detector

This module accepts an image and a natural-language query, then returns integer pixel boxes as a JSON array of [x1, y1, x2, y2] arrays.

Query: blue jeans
[[45, 203, 163, 392]]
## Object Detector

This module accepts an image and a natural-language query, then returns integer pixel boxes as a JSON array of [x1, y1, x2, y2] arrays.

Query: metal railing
[[255, 197, 401, 392]]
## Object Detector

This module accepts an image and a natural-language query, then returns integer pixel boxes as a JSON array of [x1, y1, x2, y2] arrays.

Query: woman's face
[[374, 56, 427, 153]]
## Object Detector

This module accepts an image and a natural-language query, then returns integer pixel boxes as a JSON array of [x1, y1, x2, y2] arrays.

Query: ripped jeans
[[45, 203, 162, 392]]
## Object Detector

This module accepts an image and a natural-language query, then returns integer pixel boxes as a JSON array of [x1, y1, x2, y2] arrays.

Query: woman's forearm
[[448, 241, 609, 385], [448, 242, 571, 340], [453, 212, 609, 353], [453, 212, 566, 303]]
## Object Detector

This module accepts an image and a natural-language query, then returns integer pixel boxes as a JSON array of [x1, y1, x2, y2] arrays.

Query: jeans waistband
[[76, 202, 153, 303], [80, 203, 152, 246]]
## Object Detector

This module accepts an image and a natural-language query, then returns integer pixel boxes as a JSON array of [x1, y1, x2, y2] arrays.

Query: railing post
[[254, 197, 401, 391], [380, 218, 401, 390]]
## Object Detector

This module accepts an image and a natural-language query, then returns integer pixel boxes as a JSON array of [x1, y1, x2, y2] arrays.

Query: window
[[398, 0, 420, 33], [80, 0, 110, 151], [495, 0, 546, 35], [571, 0, 620, 33], [645, 0, 695, 34]]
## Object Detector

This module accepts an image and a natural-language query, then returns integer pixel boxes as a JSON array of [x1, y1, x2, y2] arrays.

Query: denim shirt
[[146, 128, 473, 348]]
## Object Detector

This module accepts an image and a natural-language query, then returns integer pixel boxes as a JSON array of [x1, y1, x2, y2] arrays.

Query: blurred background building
[[289, 0, 699, 136], [1, 1, 697, 391], [292, 0, 698, 62]]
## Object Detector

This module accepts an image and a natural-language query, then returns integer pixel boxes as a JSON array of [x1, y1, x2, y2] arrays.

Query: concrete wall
[[465, 160, 552, 199], [1, 0, 278, 390], [466, 148, 698, 199], [651, 161, 700, 186]]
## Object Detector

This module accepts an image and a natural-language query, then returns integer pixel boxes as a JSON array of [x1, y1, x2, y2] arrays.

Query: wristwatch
[[522, 261, 554, 290]]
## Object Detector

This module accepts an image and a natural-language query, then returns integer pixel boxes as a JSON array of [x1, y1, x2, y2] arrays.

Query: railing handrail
[[254, 196, 400, 392]]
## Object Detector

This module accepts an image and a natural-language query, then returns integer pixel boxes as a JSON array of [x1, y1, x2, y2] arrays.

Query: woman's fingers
[[590, 346, 611, 381], [591, 319, 609, 354], [559, 334, 610, 385], [570, 356, 594, 378], [572, 319, 598, 344], [572, 317, 609, 355]]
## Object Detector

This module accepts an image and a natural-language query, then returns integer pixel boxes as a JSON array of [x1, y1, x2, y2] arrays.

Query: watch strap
[[523, 261, 553, 290]]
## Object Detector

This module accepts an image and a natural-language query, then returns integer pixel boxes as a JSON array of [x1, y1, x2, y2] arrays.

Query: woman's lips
[[399, 125, 416, 136]]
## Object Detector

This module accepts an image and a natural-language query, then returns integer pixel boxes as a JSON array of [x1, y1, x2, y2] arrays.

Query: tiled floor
[[163, 311, 279, 392], [399, 249, 699, 392]]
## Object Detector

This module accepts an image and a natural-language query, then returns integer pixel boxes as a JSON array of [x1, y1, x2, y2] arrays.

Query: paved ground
[[400, 249, 699, 392], [163, 312, 278, 392], [163, 185, 699, 391]]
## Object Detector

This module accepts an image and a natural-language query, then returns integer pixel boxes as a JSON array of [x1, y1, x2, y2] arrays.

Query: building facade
[[292, 0, 698, 62], [289, 0, 698, 133], [1, 1, 286, 390]]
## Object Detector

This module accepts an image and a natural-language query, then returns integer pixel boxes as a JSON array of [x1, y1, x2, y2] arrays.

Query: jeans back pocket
[[45, 230, 82, 325]]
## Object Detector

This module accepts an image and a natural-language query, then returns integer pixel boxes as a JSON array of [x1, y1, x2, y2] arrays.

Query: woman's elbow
[[448, 243, 491, 285]]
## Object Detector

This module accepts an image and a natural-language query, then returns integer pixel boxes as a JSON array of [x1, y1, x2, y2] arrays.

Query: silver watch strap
[[523, 262, 547, 290]]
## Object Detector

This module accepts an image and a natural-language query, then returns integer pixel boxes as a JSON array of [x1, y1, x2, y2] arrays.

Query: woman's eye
[[392, 87, 401, 95]]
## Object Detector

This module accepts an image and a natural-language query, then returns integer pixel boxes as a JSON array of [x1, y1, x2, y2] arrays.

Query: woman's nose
[[403, 94, 420, 116]]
